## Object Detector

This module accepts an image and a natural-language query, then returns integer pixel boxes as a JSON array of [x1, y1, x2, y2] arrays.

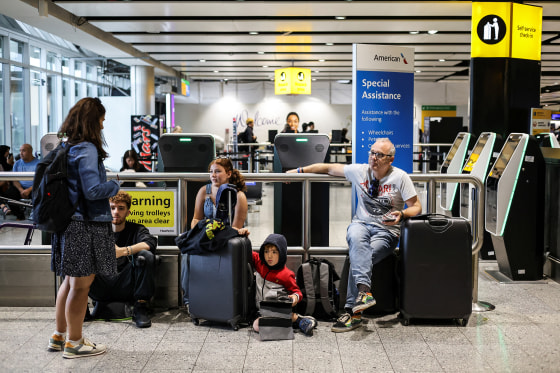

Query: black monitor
[[274, 133, 330, 169], [158, 133, 215, 172], [331, 130, 342, 143], [268, 130, 278, 144]]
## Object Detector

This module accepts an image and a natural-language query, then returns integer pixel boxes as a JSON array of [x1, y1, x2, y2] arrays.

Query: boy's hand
[[289, 294, 298, 306]]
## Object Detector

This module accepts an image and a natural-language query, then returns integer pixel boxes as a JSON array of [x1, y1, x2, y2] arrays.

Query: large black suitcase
[[189, 236, 255, 330], [399, 214, 472, 326]]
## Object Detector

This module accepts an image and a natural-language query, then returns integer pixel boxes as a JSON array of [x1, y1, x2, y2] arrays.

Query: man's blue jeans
[[345, 221, 399, 310]]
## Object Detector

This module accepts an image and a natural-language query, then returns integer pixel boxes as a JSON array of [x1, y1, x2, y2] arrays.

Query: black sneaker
[[351, 291, 376, 314], [331, 312, 363, 333], [133, 301, 152, 328], [298, 316, 317, 336]]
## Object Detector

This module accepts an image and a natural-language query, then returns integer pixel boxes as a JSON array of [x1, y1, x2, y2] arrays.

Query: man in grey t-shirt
[[288, 138, 422, 332]]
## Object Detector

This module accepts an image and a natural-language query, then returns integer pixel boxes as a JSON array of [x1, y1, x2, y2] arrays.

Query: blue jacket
[[66, 142, 119, 222]]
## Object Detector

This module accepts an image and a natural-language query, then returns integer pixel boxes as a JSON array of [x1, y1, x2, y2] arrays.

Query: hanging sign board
[[352, 44, 414, 172], [471, 2, 542, 61], [275, 68, 311, 95]]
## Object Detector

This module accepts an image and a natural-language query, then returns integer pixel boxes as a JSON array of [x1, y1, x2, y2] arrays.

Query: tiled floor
[[1, 183, 559, 372]]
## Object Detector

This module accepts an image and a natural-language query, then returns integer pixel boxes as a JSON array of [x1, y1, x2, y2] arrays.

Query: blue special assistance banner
[[353, 44, 414, 172]]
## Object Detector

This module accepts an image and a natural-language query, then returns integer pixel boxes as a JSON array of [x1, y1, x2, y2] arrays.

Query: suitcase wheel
[[230, 322, 239, 331], [192, 318, 200, 326], [403, 318, 410, 326], [458, 318, 468, 327]]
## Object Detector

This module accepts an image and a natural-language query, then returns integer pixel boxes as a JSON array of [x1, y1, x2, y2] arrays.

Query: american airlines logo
[[373, 54, 408, 64]]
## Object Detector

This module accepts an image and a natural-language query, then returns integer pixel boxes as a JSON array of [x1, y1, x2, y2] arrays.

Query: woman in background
[[281, 112, 300, 133], [120, 149, 146, 187]]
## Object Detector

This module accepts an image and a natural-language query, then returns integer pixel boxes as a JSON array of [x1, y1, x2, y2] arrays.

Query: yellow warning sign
[[123, 188, 177, 236]]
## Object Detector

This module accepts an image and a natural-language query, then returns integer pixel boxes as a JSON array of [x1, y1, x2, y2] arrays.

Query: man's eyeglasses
[[368, 178, 379, 198], [369, 151, 391, 159]]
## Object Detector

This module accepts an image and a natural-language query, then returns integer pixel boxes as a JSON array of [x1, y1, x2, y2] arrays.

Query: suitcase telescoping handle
[[410, 213, 453, 232]]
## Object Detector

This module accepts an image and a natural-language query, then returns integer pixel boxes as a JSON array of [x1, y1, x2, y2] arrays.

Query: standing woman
[[48, 97, 120, 359]]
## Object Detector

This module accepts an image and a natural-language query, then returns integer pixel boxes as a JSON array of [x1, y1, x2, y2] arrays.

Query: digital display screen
[[488, 135, 521, 180], [442, 133, 467, 169], [463, 133, 489, 173]]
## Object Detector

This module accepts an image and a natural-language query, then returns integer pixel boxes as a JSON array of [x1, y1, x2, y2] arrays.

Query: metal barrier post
[[302, 178, 311, 261]]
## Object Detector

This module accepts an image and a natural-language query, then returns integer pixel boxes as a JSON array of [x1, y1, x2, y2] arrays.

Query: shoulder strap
[[301, 262, 316, 316], [318, 262, 335, 315], [205, 183, 212, 194]]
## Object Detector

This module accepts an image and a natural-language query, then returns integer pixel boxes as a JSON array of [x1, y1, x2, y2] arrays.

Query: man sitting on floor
[[88, 190, 157, 328]]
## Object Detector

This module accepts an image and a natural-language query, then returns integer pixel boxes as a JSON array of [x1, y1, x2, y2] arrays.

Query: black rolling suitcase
[[189, 235, 255, 330], [399, 214, 472, 326]]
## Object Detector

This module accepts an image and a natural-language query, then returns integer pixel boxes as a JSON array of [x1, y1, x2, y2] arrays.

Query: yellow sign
[[471, 2, 542, 61], [274, 68, 311, 95], [124, 188, 177, 236], [511, 3, 542, 60], [471, 2, 512, 58]]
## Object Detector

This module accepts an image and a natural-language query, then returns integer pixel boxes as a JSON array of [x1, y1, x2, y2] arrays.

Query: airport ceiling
[[4, 1, 560, 105]]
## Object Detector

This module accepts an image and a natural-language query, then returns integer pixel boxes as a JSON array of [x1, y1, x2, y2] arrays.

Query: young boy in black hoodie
[[252, 233, 317, 335]]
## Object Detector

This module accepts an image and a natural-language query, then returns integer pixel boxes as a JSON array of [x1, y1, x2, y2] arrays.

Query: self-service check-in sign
[[471, 2, 542, 60]]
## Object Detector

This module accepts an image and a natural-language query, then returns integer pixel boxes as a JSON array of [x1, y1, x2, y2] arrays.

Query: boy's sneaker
[[298, 316, 317, 336], [62, 337, 106, 359], [352, 291, 376, 314], [47, 334, 65, 351], [331, 312, 362, 333]]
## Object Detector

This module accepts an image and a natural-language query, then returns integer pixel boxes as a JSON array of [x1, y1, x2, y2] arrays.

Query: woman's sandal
[[1, 204, 12, 217]]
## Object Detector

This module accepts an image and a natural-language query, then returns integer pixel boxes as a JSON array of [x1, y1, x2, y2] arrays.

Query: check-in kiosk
[[273, 133, 330, 246], [159, 133, 215, 226], [459, 132, 499, 260], [439, 132, 472, 215], [535, 133, 560, 148], [485, 133, 545, 280]]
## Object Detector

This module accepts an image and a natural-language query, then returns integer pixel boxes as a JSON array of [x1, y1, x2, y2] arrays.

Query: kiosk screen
[[485, 134, 521, 234], [488, 136, 521, 180], [441, 133, 467, 170], [463, 133, 489, 173]]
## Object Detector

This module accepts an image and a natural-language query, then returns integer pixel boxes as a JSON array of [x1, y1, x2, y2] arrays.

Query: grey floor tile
[[143, 340, 202, 371], [204, 326, 252, 343], [382, 342, 434, 358], [243, 341, 293, 371], [418, 326, 472, 345], [376, 325, 425, 344], [193, 342, 247, 372], [388, 355, 443, 373], [293, 342, 343, 372], [338, 341, 393, 372]]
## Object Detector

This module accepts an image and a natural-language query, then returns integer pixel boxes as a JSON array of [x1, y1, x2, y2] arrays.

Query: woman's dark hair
[[120, 149, 142, 172], [0, 145, 12, 171], [58, 97, 108, 160], [286, 111, 299, 122], [209, 157, 246, 192]]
